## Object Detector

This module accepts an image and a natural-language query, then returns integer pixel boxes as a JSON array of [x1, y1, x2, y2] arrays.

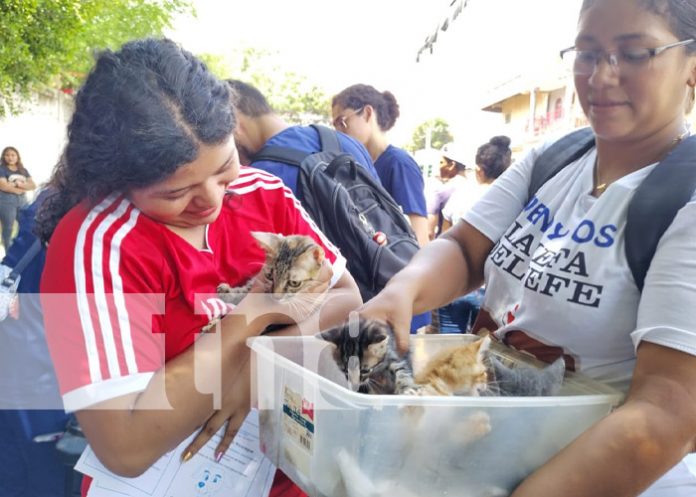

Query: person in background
[[441, 135, 512, 231], [230, 79, 429, 333], [361, 0, 696, 495], [436, 135, 512, 333], [227, 79, 379, 192], [426, 142, 472, 240], [331, 84, 429, 247], [0, 147, 36, 249], [37, 38, 361, 497]]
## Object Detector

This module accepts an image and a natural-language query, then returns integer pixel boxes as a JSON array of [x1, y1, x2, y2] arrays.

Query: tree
[[407, 118, 454, 152], [0, 0, 191, 115], [200, 47, 330, 124]]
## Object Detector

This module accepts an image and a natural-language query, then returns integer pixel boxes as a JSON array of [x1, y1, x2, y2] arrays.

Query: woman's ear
[[363, 104, 375, 123]]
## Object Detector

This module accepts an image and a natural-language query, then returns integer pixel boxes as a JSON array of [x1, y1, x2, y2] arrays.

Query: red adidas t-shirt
[[42, 168, 341, 496]]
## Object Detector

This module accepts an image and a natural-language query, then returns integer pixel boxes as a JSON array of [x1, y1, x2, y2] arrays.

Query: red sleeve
[[41, 196, 167, 412]]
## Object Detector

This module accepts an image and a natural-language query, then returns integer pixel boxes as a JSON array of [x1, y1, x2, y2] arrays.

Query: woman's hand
[[359, 284, 417, 354], [180, 352, 252, 463]]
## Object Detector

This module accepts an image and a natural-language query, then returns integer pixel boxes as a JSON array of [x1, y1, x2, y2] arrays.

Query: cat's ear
[[317, 325, 342, 345], [312, 246, 325, 264], [251, 231, 282, 254], [476, 335, 492, 356], [365, 332, 389, 362]]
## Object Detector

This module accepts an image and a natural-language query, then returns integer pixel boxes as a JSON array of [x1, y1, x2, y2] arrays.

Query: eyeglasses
[[332, 106, 365, 131], [560, 38, 695, 76]]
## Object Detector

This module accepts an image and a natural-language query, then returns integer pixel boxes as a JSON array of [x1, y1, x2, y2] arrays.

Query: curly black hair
[[35, 38, 235, 242], [332, 84, 400, 131], [476, 135, 512, 180]]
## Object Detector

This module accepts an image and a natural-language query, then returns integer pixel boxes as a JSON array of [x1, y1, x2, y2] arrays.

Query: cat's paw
[[451, 410, 491, 444], [468, 410, 492, 435], [217, 282, 233, 294], [201, 317, 221, 333]]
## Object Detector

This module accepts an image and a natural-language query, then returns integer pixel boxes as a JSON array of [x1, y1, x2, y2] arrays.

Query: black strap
[[625, 135, 696, 290], [311, 124, 341, 154], [528, 127, 595, 199], [2, 239, 41, 287], [251, 145, 307, 166]]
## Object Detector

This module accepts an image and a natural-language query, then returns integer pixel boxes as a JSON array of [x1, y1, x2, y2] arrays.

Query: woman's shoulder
[[50, 195, 162, 256], [377, 145, 419, 168], [226, 166, 288, 197]]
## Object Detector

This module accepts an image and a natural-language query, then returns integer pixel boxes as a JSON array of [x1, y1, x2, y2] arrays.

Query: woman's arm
[[17, 176, 36, 191], [75, 305, 273, 477], [408, 213, 430, 246], [511, 342, 696, 497], [361, 220, 493, 351], [0, 177, 25, 194]]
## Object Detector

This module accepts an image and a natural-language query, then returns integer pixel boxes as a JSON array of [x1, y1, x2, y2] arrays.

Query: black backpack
[[251, 124, 419, 301], [530, 127, 696, 290]]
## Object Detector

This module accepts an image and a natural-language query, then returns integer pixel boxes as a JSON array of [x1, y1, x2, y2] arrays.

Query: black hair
[[476, 135, 512, 180], [0, 146, 28, 176], [35, 38, 234, 243], [580, 0, 696, 54], [443, 157, 467, 173], [331, 84, 400, 131], [227, 79, 274, 117]]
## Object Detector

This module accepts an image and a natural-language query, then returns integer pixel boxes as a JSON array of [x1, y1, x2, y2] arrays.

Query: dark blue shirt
[[374, 145, 427, 217]]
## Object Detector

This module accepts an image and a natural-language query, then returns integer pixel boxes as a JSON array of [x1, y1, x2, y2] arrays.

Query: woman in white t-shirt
[[361, 0, 696, 495]]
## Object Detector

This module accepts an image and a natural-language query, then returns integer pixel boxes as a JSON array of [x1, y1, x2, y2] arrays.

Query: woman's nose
[[588, 56, 620, 87]]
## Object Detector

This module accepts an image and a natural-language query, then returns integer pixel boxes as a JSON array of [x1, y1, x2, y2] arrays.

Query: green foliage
[[0, 0, 191, 115], [207, 46, 330, 124], [407, 117, 454, 152]]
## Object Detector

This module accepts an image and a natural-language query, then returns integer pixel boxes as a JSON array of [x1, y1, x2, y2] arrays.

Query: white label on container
[[282, 385, 314, 479]]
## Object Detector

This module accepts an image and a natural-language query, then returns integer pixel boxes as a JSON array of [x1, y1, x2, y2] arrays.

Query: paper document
[[76, 410, 275, 497]]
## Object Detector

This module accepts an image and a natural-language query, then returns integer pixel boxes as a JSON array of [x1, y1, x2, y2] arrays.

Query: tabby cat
[[415, 336, 492, 396], [318, 316, 419, 395], [217, 231, 325, 305]]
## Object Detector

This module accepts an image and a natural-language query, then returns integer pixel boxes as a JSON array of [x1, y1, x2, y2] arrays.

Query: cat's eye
[[288, 280, 301, 288]]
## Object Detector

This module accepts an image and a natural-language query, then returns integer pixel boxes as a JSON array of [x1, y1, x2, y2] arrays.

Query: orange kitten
[[415, 335, 491, 396]]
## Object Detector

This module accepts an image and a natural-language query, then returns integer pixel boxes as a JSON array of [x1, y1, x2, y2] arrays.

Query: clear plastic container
[[248, 334, 623, 497]]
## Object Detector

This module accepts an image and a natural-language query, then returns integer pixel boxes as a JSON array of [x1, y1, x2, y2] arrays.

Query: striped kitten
[[318, 316, 419, 395], [217, 231, 325, 305]]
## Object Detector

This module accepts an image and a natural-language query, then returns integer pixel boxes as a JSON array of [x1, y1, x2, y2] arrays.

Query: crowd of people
[[2, 0, 696, 496]]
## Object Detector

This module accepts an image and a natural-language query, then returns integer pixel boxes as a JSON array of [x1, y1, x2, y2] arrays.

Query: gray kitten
[[485, 355, 565, 397], [318, 317, 419, 395]]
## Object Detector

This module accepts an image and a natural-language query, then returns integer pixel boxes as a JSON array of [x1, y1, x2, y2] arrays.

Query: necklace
[[594, 128, 691, 196]]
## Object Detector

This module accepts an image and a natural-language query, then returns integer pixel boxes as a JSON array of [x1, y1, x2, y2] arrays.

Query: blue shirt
[[374, 145, 427, 217], [252, 126, 379, 199]]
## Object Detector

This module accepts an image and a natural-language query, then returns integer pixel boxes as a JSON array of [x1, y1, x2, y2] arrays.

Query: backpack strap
[[250, 145, 307, 166], [250, 125, 342, 165], [528, 127, 595, 199], [625, 135, 696, 290], [310, 124, 341, 154]]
